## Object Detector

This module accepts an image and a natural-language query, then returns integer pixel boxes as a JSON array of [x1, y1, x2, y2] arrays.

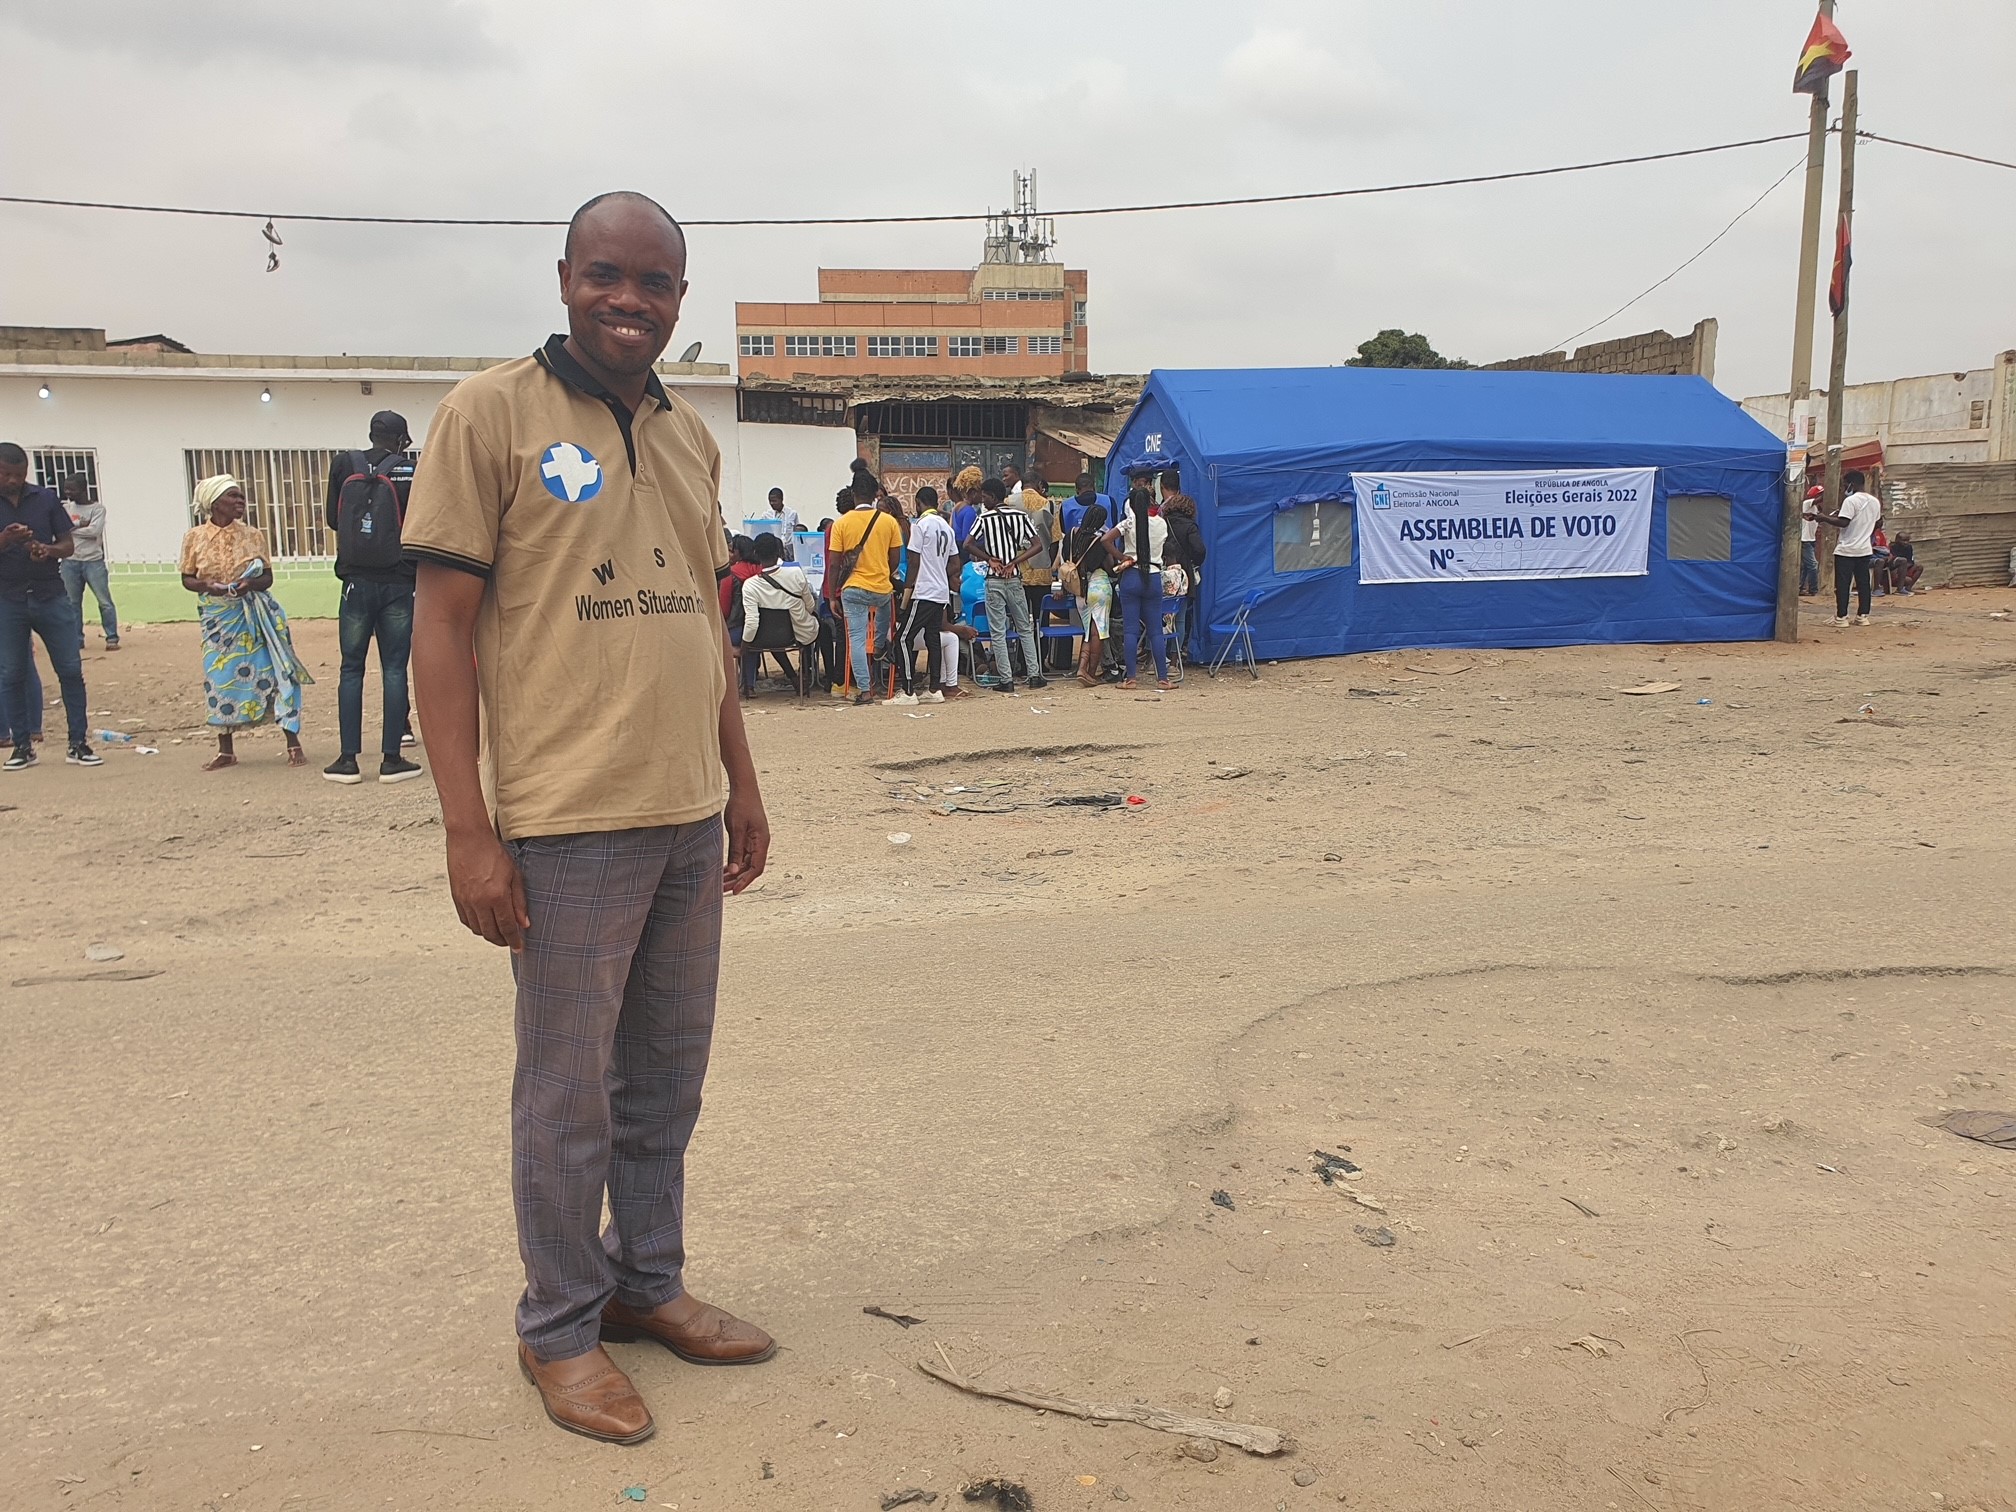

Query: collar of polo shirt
[[534, 334, 674, 473]]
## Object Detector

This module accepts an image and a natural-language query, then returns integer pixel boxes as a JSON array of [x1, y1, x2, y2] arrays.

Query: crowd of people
[[1, 412, 427, 778], [726, 459, 1207, 705]]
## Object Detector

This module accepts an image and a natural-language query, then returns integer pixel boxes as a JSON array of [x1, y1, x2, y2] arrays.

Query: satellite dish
[[677, 341, 703, 363]]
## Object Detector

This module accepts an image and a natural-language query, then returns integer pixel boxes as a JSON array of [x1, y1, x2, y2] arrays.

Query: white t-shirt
[[1800, 512, 1819, 543], [1835, 492, 1881, 556], [909, 510, 958, 602], [1111, 508, 1168, 570]]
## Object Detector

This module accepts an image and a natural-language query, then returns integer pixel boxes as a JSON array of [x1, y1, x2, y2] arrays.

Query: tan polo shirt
[[404, 337, 729, 840]]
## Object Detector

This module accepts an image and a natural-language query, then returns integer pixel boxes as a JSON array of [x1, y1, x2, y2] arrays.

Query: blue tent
[[1106, 367, 1788, 660]]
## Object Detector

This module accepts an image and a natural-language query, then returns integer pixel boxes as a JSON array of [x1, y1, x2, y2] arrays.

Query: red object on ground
[[1124, 795, 1147, 807]]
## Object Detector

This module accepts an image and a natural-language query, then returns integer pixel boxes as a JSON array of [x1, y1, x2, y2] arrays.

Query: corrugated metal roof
[[740, 373, 1144, 409], [1035, 411, 1124, 457]]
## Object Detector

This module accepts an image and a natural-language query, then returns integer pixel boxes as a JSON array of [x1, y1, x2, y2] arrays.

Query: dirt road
[[5, 590, 2013, 1511]]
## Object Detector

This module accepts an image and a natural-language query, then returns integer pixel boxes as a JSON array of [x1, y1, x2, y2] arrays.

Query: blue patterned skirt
[[198, 592, 312, 733]]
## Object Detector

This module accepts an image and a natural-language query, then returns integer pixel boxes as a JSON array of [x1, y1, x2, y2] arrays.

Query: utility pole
[[1820, 70, 1859, 524], [1774, 0, 1836, 643]]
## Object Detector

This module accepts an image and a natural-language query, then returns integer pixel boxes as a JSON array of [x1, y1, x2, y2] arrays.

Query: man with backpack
[[322, 410, 424, 783]]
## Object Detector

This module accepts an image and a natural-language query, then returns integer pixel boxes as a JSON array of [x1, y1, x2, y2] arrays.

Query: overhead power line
[[0, 133, 1817, 230], [1538, 127, 2015, 357], [1856, 132, 2016, 173], [1545, 153, 1810, 353]]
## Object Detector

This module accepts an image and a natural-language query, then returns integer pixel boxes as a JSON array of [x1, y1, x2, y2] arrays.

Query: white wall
[[734, 420, 860, 532], [0, 368, 843, 562], [0, 371, 462, 562], [1741, 364, 1999, 467]]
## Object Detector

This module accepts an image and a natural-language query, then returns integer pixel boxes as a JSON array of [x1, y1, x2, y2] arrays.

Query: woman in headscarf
[[1063, 500, 1115, 687], [178, 476, 312, 770]]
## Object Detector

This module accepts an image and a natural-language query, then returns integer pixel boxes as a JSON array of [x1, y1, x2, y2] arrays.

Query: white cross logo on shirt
[[540, 442, 603, 502]]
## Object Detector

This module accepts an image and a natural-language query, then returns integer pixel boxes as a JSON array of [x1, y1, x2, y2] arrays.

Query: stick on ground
[[916, 1359, 1287, 1455]]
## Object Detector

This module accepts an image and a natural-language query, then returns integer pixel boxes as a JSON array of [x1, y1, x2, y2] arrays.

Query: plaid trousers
[[507, 818, 723, 1360]]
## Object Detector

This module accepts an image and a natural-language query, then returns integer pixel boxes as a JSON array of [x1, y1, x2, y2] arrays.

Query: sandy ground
[[4, 588, 2014, 1512]]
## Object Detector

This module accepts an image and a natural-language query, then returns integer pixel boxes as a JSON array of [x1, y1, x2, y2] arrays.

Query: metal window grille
[[30, 447, 99, 501], [856, 400, 1027, 442], [980, 289, 1063, 301], [1027, 335, 1063, 355], [1073, 300, 1087, 329], [983, 336, 1018, 355], [737, 389, 850, 426], [738, 334, 775, 357], [184, 448, 342, 558], [948, 337, 982, 358], [867, 335, 941, 359]]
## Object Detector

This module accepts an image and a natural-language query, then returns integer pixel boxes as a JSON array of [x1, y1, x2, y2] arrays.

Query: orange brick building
[[736, 260, 1089, 381]]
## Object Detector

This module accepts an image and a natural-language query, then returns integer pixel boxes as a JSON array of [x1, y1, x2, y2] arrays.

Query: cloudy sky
[[4, 0, 2009, 399]]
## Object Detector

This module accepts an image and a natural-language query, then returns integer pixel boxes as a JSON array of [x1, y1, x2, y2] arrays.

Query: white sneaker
[[886, 692, 920, 707], [1852, 615, 1871, 626], [922, 690, 945, 704], [1830, 616, 1851, 627]]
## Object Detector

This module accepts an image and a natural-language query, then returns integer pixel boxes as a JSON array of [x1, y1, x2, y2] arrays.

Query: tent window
[[1667, 495, 1732, 562], [1274, 501, 1353, 573]]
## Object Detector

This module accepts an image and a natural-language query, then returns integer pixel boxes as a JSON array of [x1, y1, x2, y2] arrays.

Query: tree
[[1345, 329, 1474, 370]]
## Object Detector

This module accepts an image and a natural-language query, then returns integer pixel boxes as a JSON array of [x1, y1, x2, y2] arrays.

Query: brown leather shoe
[[517, 1342, 655, 1444], [600, 1294, 777, 1366]]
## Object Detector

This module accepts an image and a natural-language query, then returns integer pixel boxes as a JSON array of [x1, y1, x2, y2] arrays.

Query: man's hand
[[722, 787, 770, 895], [0, 523, 32, 549], [447, 828, 530, 950]]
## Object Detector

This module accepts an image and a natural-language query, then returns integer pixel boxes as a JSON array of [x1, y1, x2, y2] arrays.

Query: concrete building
[[736, 172, 1090, 382], [0, 327, 854, 618], [1744, 350, 2016, 588], [1741, 350, 2016, 464], [739, 371, 1144, 509]]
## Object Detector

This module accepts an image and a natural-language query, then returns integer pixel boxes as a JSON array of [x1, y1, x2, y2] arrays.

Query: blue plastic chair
[[1207, 590, 1262, 679], [1039, 591, 1082, 672], [959, 568, 1014, 684]]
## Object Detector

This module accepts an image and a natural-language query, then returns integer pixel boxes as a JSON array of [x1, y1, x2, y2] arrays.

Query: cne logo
[[1370, 481, 1393, 511], [590, 559, 616, 585], [540, 442, 603, 503]]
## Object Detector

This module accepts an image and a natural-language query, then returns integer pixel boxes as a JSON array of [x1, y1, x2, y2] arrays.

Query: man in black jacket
[[322, 411, 422, 784], [1159, 468, 1207, 655]]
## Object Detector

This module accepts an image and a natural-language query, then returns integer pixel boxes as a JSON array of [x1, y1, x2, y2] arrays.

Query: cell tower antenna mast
[[983, 169, 1056, 264]]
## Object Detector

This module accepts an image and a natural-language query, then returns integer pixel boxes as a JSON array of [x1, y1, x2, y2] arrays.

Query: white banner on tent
[[1352, 468, 1656, 584]]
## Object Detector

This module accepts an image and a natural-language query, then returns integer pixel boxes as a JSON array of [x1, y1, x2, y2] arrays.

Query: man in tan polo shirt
[[406, 190, 772, 1446]]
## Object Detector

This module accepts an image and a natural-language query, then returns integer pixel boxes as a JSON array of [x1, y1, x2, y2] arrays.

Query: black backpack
[[336, 451, 405, 572]]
